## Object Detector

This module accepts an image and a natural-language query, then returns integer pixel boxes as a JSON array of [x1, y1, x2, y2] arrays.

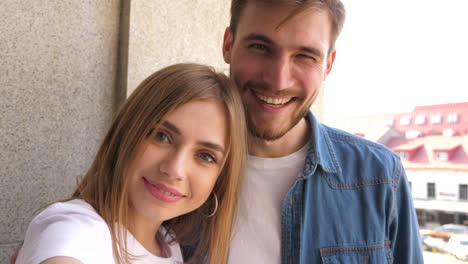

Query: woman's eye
[[199, 152, 216, 163], [155, 131, 169, 143]]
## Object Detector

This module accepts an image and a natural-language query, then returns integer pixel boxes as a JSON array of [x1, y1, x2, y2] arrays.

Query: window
[[428, 130, 441, 136], [435, 151, 449, 161], [397, 151, 408, 160], [414, 115, 426, 125], [386, 117, 394, 126], [460, 184, 468, 200], [430, 114, 442, 124], [426, 213, 436, 222], [443, 129, 456, 136], [406, 130, 422, 138], [447, 113, 459, 123], [400, 115, 411, 126], [427, 183, 436, 198]]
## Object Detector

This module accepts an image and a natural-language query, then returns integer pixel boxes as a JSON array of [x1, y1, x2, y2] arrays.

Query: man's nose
[[159, 150, 187, 181], [263, 55, 295, 91]]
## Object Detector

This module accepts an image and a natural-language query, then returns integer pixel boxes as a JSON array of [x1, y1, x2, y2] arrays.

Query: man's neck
[[249, 117, 310, 158]]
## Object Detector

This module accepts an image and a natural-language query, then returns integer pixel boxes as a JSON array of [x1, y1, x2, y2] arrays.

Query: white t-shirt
[[228, 143, 309, 264], [16, 199, 183, 264]]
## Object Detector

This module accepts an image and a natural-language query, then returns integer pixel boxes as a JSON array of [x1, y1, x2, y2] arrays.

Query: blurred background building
[[341, 102, 468, 228]]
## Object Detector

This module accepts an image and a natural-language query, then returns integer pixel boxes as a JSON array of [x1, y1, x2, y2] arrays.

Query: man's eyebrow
[[299, 46, 324, 60], [162, 121, 180, 135], [199, 142, 225, 154], [243, 33, 274, 45]]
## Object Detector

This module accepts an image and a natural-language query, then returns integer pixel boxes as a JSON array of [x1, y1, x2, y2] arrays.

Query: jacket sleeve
[[389, 160, 424, 263]]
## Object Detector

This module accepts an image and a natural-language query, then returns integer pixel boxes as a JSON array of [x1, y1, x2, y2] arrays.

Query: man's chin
[[248, 124, 291, 141], [246, 108, 309, 141]]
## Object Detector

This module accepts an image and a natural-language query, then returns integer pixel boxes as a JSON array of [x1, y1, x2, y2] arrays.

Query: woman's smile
[[143, 177, 186, 203]]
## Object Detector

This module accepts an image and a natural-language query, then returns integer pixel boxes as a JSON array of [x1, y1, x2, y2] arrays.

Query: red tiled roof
[[413, 102, 468, 112], [389, 135, 468, 171], [391, 102, 468, 136], [343, 102, 468, 171], [393, 143, 423, 152]]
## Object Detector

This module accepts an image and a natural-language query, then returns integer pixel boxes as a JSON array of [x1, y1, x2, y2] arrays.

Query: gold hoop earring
[[202, 191, 218, 218]]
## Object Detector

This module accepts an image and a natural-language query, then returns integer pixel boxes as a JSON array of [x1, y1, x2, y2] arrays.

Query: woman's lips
[[143, 177, 185, 203]]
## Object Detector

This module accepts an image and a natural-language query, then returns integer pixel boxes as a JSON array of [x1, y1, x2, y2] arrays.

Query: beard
[[246, 105, 310, 141], [241, 82, 313, 141]]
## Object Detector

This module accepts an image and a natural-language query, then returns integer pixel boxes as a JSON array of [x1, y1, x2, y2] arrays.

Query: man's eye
[[250, 43, 268, 52], [199, 152, 216, 163], [297, 54, 317, 62], [155, 131, 169, 142]]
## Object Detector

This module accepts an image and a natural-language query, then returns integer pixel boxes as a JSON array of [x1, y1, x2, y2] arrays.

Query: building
[[342, 102, 468, 228]]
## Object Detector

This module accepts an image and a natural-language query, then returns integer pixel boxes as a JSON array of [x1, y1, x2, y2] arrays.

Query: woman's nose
[[159, 150, 188, 181]]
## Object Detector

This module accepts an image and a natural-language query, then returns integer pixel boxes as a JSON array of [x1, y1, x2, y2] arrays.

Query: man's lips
[[251, 90, 296, 108], [143, 177, 186, 203]]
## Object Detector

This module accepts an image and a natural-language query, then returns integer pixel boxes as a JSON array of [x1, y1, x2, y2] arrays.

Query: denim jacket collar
[[303, 111, 341, 177]]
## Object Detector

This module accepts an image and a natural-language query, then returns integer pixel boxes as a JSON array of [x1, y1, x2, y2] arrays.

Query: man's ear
[[222, 27, 233, 63], [324, 49, 336, 79]]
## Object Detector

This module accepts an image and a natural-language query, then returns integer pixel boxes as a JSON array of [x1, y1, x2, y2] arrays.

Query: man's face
[[223, 2, 336, 141]]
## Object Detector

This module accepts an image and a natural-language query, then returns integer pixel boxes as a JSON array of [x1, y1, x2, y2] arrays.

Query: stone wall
[[0, 0, 121, 261], [127, 0, 230, 94]]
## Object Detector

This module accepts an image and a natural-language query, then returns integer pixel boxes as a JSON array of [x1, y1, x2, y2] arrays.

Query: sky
[[324, 0, 468, 125]]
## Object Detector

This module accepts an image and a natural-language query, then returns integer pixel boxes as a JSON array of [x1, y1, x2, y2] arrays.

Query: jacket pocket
[[320, 241, 393, 264]]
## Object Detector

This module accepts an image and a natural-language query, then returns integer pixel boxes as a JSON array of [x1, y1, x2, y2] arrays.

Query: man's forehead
[[236, 3, 332, 53], [237, 2, 330, 33], [242, 1, 323, 24]]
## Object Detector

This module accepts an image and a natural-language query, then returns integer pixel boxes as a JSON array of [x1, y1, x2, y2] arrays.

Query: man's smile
[[251, 90, 296, 108]]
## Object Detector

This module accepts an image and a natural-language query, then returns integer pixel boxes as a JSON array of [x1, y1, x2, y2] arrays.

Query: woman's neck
[[127, 210, 167, 257]]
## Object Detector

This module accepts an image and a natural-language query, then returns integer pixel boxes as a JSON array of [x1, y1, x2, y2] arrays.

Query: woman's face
[[128, 99, 229, 224]]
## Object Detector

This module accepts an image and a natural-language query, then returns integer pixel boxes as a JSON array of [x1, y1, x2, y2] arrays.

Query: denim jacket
[[183, 111, 423, 263], [281, 111, 423, 263]]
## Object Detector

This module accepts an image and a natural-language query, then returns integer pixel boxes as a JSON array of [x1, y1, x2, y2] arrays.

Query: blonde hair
[[71, 63, 247, 263]]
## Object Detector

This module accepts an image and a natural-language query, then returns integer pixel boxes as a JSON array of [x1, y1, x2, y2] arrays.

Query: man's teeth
[[154, 184, 176, 196], [256, 93, 291, 106]]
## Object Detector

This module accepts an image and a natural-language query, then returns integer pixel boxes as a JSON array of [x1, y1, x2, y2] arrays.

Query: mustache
[[244, 81, 298, 98]]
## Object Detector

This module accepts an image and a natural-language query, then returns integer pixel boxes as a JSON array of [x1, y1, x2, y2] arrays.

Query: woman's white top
[[16, 199, 183, 264]]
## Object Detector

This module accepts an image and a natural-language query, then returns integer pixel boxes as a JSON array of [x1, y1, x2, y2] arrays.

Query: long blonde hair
[[72, 63, 247, 263]]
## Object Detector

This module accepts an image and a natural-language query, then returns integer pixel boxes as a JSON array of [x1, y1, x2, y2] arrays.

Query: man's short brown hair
[[229, 0, 346, 50]]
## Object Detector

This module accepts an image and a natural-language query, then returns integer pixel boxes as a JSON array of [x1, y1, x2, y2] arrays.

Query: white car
[[447, 234, 468, 261], [422, 235, 447, 252]]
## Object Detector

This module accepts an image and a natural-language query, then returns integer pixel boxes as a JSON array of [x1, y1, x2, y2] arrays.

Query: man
[[221, 0, 423, 263]]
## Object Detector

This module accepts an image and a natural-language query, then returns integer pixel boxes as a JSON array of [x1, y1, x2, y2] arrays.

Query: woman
[[15, 63, 247, 264]]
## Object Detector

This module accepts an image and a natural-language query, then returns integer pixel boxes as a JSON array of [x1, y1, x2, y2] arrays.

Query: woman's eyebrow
[[163, 121, 225, 153], [162, 121, 180, 134], [199, 142, 225, 154]]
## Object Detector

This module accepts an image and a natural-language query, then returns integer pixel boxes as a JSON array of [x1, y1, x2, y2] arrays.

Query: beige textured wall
[[127, 0, 231, 95], [0, 0, 120, 260]]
